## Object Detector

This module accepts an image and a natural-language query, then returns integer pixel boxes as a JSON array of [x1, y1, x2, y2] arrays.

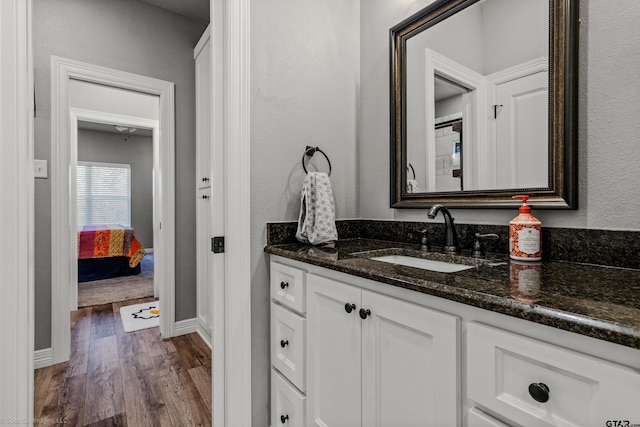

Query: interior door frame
[[69, 108, 161, 305], [0, 0, 34, 419], [51, 56, 176, 364]]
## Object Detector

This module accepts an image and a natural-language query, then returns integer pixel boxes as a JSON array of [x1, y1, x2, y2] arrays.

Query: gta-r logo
[[606, 421, 630, 427]]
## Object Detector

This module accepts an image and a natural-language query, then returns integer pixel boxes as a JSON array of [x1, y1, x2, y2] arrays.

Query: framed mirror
[[390, 0, 578, 208]]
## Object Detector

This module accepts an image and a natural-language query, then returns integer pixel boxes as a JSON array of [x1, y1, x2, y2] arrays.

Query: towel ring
[[302, 146, 332, 176], [407, 163, 415, 179]]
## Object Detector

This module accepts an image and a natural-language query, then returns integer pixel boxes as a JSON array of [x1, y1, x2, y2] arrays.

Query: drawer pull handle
[[345, 303, 356, 313], [280, 339, 289, 348], [280, 414, 289, 423], [202, 177, 210, 182], [280, 281, 289, 289], [528, 382, 550, 403], [359, 308, 371, 319]]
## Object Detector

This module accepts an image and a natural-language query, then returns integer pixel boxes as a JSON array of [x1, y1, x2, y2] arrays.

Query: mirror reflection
[[405, 0, 549, 194]]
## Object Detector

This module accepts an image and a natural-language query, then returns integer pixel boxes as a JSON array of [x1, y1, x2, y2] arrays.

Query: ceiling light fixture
[[114, 125, 137, 133]]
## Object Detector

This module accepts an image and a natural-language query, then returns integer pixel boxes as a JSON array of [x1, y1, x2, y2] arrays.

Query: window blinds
[[77, 161, 131, 228]]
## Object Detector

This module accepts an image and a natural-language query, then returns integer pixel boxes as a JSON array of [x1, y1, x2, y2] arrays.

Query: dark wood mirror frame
[[390, 0, 579, 209]]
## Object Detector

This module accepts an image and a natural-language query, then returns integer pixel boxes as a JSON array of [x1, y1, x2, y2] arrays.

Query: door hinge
[[212, 236, 225, 253]]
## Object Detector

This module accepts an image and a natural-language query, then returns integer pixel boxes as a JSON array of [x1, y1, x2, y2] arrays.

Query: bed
[[77, 224, 146, 282]]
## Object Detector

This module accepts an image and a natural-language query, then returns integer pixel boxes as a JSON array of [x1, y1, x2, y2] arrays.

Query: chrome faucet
[[427, 204, 460, 253]]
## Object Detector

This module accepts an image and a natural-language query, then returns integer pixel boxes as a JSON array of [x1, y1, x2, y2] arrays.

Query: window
[[77, 161, 131, 228]]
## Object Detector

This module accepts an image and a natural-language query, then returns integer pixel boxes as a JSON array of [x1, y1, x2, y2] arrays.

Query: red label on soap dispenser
[[509, 222, 542, 260]]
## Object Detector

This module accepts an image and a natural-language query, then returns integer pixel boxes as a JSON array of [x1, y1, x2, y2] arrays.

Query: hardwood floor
[[34, 297, 212, 426]]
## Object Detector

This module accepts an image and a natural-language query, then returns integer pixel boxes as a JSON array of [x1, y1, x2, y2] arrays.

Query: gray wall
[[33, 0, 207, 349], [250, 0, 360, 423], [360, 0, 640, 230], [77, 129, 154, 248]]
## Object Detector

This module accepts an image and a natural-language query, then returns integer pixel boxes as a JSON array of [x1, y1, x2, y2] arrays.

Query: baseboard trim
[[173, 318, 199, 336], [196, 323, 212, 349], [173, 318, 212, 349], [34, 348, 54, 369]]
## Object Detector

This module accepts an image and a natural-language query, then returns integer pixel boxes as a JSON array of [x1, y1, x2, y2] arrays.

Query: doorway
[[50, 57, 176, 365], [0, 0, 253, 422], [74, 119, 156, 308]]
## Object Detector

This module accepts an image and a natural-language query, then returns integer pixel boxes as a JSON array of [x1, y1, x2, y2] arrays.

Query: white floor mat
[[120, 301, 160, 332]]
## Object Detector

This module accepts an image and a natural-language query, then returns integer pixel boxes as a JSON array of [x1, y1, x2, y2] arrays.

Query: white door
[[495, 71, 548, 189], [307, 274, 362, 427], [195, 29, 212, 191], [361, 290, 460, 427], [196, 188, 211, 335], [195, 26, 221, 343]]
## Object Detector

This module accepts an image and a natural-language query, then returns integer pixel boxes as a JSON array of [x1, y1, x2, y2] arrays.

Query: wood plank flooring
[[34, 297, 211, 426]]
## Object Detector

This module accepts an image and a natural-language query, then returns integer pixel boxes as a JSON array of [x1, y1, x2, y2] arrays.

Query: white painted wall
[[78, 130, 154, 248], [250, 0, 360, 423], [482, 0, 547, 75], [360, 0, 640, 230]]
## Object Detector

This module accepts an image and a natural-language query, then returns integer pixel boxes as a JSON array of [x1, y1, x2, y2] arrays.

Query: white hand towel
[[296, 172, 338, 245], [407, 179, 420, 193]]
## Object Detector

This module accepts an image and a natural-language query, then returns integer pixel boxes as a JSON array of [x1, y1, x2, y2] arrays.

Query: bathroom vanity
[[265, 238, 640, 427]]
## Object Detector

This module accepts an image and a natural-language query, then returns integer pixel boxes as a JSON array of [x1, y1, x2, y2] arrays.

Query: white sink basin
[[371, 255, 474, 273]]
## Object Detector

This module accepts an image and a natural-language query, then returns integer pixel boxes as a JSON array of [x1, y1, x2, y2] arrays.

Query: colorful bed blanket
[[78, 224, 146, 268]]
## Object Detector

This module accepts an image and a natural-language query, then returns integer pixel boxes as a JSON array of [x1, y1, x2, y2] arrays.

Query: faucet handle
[[413, 228, 430, 251], [472, 233, 499, 257]]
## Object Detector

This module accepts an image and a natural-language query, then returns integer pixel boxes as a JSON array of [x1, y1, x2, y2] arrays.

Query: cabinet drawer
[[468, 408, 510, 427], [272, 303, 306, 392], [467, 322, 640, 427], [272, 369, 306, 427], [271, 262, 306, 314]]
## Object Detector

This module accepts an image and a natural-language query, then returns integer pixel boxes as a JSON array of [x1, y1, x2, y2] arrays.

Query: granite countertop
[[265, 238, 640, 350]]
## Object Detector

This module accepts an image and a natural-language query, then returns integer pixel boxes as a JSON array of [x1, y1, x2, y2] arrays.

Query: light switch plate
[[34, 159, 48, 178]]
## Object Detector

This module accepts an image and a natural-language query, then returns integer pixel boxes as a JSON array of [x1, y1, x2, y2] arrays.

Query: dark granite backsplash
[[266, 220, 640, 270]]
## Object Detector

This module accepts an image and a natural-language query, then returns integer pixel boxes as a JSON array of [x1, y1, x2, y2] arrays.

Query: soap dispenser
[[509, 195, 542, 261]]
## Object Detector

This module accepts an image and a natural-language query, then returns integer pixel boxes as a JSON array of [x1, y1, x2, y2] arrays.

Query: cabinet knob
[[280, 339, 289, 348], [359, 308, 371, 319], [280, 414, 289, 423], [201, 194, 209, 199], [202, 177, 210, 182], [528, 382, 550, 403], [344, 303, 356, 313], [280, 281, 289, 289]]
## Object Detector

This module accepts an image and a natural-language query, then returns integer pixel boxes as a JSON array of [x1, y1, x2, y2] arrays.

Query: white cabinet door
[[361, 290, 460, 427], [307, 274, 362, 427]]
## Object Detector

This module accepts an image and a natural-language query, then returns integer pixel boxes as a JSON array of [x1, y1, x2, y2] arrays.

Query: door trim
[[51, 56, 176, 364], [211, 0, 252, 424], [0, 0, 34, 419]]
